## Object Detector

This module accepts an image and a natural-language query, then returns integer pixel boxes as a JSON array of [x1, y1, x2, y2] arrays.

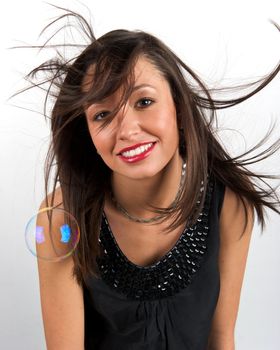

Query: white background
[[1, 0, 280, 349]]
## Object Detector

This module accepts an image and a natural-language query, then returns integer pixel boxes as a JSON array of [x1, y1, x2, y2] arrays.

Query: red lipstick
[[118, 142, 156, 163], [117, 142, 154, 155]]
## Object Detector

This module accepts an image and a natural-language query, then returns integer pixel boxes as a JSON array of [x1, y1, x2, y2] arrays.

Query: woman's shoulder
[[40, 186, 64, 210], [219, 183, 255, 240], [210, 174, 254, 232]]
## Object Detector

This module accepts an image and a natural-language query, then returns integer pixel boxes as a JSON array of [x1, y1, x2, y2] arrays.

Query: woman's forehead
[[133, 57, 164, 83]]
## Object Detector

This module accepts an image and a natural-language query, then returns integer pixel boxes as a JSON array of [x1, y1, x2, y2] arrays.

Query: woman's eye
[[94, 111, 110, 121], [136, 98, 154, 108]]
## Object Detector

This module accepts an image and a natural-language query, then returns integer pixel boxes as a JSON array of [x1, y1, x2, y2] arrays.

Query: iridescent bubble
[[25, 207, 80, 262]]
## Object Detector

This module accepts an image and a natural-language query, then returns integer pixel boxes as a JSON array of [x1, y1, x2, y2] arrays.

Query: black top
[[83, 174, 226, 350]]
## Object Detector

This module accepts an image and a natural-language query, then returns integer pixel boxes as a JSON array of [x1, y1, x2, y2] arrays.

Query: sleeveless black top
[[83, 174, 226, 350]]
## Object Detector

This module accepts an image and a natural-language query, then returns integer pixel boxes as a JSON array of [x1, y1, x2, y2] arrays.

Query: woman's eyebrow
[[132, 84, 156, 91]]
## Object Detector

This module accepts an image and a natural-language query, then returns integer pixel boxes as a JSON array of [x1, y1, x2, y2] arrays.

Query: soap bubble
[[25, 207, 80, 262]]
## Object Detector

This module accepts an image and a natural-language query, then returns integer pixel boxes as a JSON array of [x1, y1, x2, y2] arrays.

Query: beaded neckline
[[97, 174, 214, 301], [102, 212, 190, 270]]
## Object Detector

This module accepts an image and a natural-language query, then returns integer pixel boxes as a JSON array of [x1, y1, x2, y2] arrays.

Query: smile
[[118, 142, 156, 163], [121, 143, 154, 157]]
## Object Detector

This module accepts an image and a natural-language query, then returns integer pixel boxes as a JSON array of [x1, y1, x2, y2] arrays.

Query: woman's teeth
[[121, 143, 153, 158]]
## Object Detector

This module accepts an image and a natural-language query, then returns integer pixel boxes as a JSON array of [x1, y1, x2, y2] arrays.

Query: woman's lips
[[118, 142, 156, 163], [117, 141, 155, 155]]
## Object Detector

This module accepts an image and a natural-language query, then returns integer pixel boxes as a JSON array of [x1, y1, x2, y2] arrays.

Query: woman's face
[[84, 56, 180, 180]]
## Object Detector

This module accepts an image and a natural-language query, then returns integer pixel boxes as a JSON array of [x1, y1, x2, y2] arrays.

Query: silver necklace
[[110, 161, 186, 224]]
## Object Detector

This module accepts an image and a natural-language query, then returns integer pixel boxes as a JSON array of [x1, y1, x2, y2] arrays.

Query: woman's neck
[[109, 152, 184, 219]]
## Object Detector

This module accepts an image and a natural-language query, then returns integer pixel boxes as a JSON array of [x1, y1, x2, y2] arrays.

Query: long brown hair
[[12, 7, 280, 285]]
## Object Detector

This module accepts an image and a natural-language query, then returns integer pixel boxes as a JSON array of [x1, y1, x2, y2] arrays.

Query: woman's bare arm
[[207, 186, 254, 350], [37, 188, 84, 350]]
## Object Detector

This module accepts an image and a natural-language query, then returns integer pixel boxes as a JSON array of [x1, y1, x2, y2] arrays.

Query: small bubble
[[25, 207, 80, 262]]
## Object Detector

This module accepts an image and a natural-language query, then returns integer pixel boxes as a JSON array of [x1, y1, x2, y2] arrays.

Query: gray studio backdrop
[[1, 0, 280, 349]]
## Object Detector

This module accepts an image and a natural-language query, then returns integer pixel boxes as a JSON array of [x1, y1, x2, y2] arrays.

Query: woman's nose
[[116, 105, 141, 141]]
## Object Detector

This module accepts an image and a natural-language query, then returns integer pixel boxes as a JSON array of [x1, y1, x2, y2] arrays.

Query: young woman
[[21, 8, 280, 350]]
